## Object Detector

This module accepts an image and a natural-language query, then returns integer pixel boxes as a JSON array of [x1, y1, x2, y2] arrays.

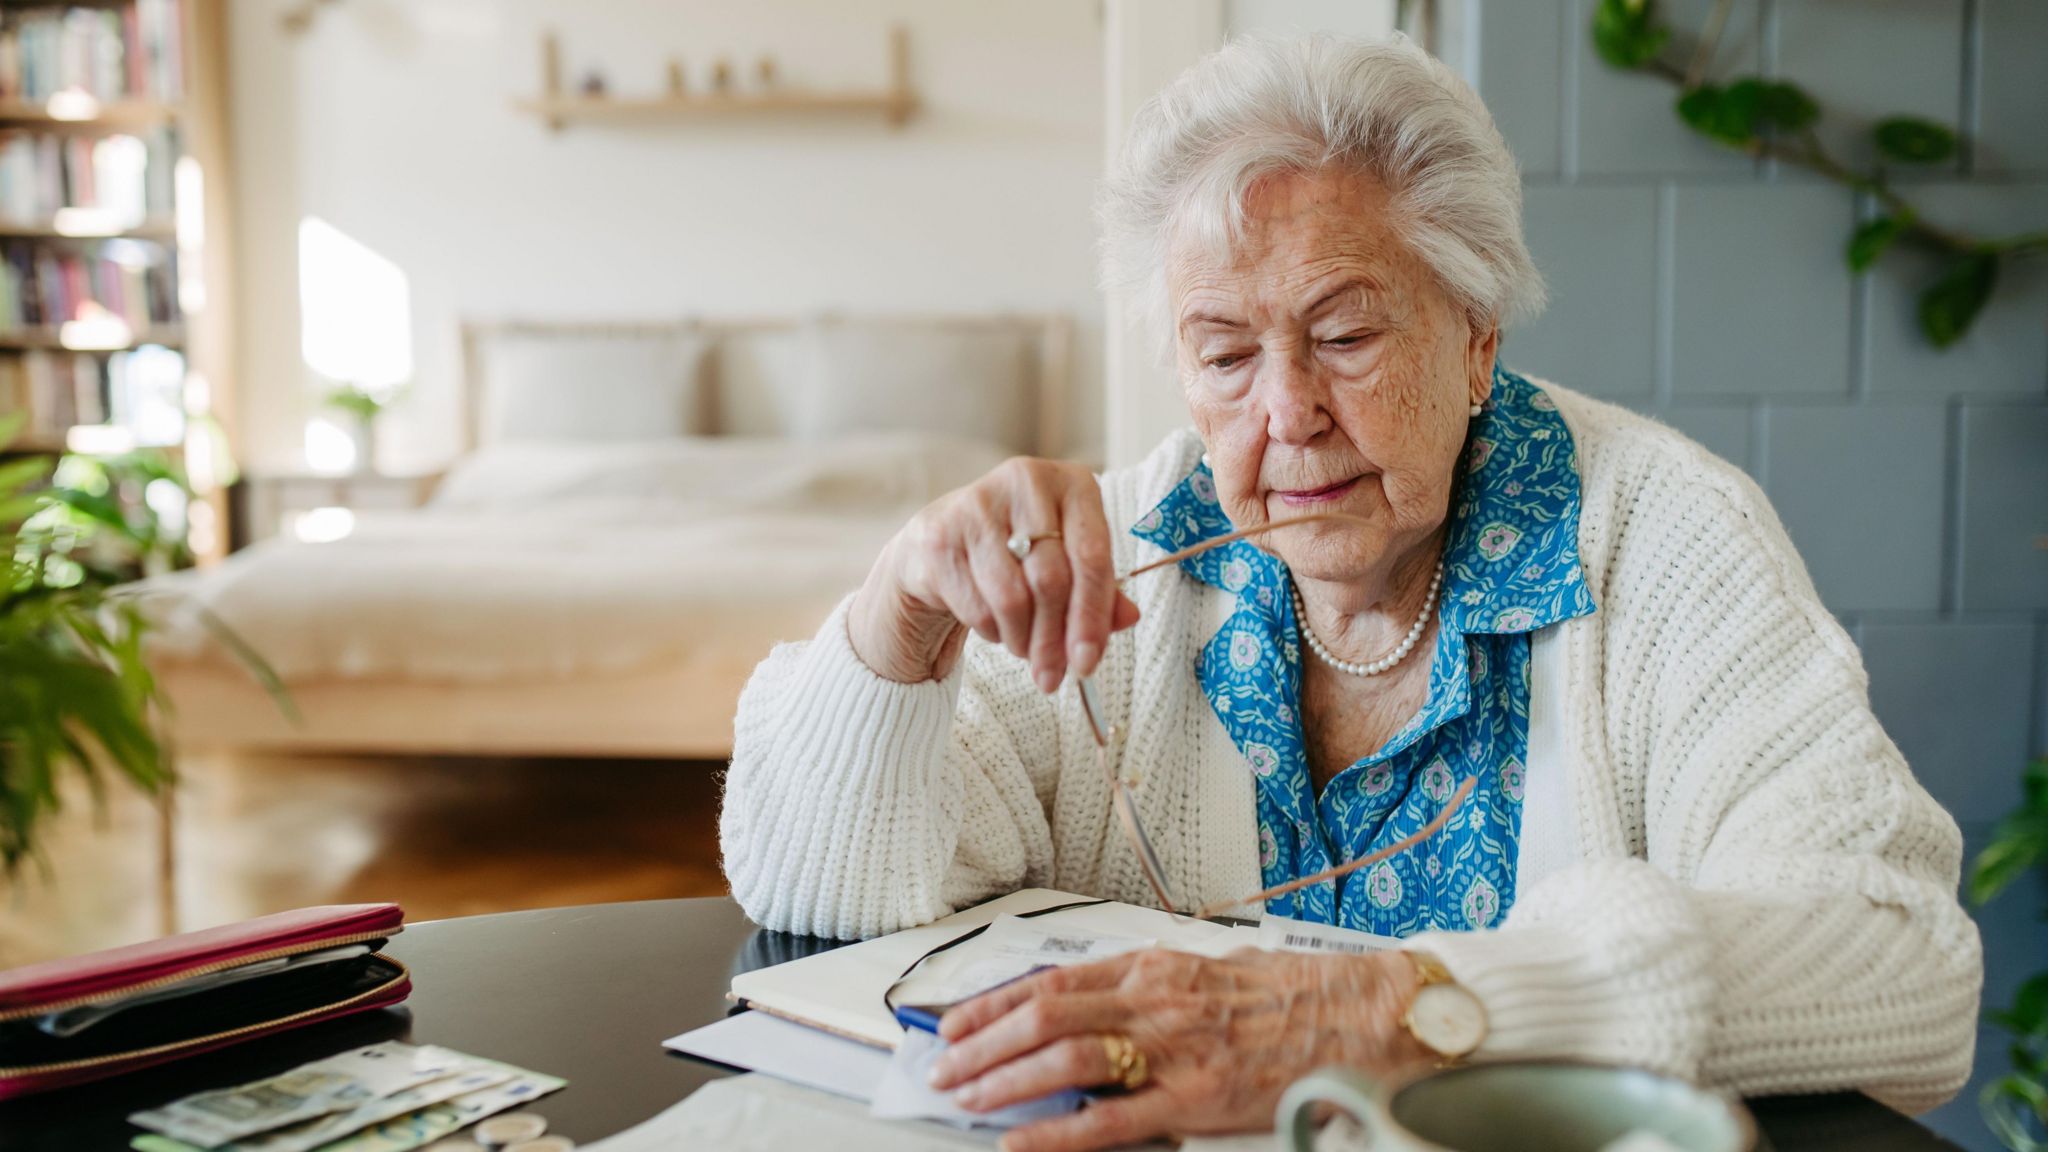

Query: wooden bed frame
[[161, 312, 1076, 758]]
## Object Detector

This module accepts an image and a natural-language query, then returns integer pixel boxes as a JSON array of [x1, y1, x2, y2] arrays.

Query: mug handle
[[1277, 1066, 1393, 1151]]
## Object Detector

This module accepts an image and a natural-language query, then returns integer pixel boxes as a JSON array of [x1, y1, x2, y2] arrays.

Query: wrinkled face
[[1170, 167, 1498, 587]]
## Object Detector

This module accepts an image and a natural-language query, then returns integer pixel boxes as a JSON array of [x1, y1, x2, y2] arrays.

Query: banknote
[[130, 1064, 512, 1152], [128, 1043, 482, 1148], [133, 1066, 567, 1152]]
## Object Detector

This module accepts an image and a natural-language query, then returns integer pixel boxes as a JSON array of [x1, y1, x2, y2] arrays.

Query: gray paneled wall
[[1466, 2, 2046, 1147]]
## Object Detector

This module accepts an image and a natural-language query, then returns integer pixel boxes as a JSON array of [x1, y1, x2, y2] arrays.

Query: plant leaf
[[1677, 78, 1820, 149], [1847, 216, 1903, 272], [1980, 1073, 2048, 1151], [1678, 84, 1751, 146], [2025, 758, 2048, 810], [1989, 973, 2048, 1040], [1969, 811, 2048, 905], [1919, 251, 1999, 348], [0, 456, 52, 500], [1874, 117, 1958, 165], [1593, 0, 1670, 70], [194, 604, 300, 727], [1753, 80, 1820, 133]]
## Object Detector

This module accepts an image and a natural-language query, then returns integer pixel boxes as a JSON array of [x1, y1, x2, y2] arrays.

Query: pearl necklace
[[1289, 563, 1443, 677]]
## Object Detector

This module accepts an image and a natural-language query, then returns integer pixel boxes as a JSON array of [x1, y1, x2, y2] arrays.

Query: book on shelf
[[0, 124, 176, 226], [0, 1, 183, 107], [0, 237, 177, 332], [0, 343, 183, 447]]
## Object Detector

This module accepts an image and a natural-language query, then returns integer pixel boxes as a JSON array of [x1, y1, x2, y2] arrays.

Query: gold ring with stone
[[1100, 1032, 1149, 1091], [1006, 530, 1062, 563]]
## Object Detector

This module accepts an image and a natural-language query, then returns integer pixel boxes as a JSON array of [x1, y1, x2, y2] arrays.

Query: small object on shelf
[[280, 0, 341, 36], [517, 25, 917, 131], [579, 70, 607, 98], [317, 382, 402, 476]]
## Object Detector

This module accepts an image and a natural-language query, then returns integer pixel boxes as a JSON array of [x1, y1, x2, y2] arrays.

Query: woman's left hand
[[929, 947, 1435, 1152]]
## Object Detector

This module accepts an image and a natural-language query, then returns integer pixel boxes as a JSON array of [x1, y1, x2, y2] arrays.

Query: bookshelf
[[0, 0, 234, 562]]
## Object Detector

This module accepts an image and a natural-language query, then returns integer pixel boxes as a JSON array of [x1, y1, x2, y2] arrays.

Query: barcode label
[[1259, 915, 1402, 956], [1281, 932, 1373, 954]]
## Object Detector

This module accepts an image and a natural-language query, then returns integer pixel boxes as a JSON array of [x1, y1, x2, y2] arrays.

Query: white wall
[[1101, 0, 1223, 471], [1226, 0, 1398, 38], [228, 0, 1105, 474]]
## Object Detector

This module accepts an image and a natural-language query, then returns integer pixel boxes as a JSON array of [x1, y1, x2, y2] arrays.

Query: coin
[[505, 1139, 575, 1152], [476, 1113, 548, 1146]]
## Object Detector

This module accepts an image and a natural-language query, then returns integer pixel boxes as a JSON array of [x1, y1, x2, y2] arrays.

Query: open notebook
[[727, 889, 1263, 1050]]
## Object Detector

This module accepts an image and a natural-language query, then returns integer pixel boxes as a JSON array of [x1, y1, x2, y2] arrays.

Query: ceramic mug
[[1276, 1063, 1755, 1152]]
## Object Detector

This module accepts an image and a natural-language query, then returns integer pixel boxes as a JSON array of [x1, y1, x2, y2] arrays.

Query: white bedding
[[146, 434, 1007, 684]]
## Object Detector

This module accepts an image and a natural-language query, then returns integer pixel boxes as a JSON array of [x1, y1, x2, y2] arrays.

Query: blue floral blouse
[[1130, 366, 1596, 936]]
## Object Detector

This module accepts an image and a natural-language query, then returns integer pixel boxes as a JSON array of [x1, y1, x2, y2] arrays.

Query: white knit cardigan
[[721, 383, 1982, 1113]]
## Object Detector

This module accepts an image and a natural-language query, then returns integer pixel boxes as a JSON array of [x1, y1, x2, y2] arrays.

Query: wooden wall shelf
[[519, 25, 916, 132], [0, 218, 177, 241], [0, 99, 180, 128], [0, 325, 185, 351]]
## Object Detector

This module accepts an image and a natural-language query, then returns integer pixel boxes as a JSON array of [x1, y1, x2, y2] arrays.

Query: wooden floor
[[0, 751, 729, 969]]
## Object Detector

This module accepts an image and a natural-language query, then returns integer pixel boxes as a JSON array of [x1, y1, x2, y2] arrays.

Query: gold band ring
[[1006, 530, 1062, 563], [1100, 1032, 1149, 1091]]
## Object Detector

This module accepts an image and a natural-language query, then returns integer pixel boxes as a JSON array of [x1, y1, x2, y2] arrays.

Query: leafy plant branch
[[1593, 0, 2047, 347], [1970, 757, 2048, 1152], [0, 420, 293, 877]]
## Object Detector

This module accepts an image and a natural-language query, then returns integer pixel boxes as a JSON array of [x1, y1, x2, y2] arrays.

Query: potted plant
[[320, 383, 401, 475], [1972, 760, 2048, 1151], [0, 418, 286, 873]]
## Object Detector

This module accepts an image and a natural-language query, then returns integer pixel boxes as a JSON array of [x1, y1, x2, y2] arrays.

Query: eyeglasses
[[1075, 511, 1477, 921]]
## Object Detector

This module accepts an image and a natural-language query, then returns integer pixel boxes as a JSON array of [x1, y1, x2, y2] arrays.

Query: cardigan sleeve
[[719, 595, 1062, 940], [1407, 447, 1982, 1114]]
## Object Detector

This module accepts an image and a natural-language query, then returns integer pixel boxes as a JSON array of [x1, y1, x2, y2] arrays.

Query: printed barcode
[[1038, 935, 1094, 955], [1282, 932, 1370, 954]]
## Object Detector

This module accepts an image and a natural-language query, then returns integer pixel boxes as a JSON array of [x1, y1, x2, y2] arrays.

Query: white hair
[[1099, 33, 1545, 357]]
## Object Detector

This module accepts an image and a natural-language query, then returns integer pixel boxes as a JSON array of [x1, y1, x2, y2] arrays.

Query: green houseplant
[[320, 382, 404, 474], [0, 419, 286, 874], [1971, 758, 2048, 1152], [1590, 0, 2047, 347]]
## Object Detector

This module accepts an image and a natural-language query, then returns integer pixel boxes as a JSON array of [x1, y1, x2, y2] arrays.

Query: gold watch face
[[1409, 982, 1487, 1057]]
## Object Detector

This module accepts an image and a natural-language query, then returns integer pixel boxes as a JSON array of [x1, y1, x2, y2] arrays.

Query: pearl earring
[[1469, 402, 1484, 417]]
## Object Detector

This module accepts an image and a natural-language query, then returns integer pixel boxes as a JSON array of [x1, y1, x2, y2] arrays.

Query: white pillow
[[477, 328, 711, 444], [714, 328, 810, 437], [779, 320, 1037, 453]]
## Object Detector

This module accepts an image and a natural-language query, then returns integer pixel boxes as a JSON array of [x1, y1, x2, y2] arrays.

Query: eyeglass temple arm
[[1092, 506, 1444, 921], [1119, 510, 1376, 583], [1189, 775, 1478, 921]]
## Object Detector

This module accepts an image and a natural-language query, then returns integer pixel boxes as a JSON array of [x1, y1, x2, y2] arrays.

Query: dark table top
[[0, 898, 1963, 1151]]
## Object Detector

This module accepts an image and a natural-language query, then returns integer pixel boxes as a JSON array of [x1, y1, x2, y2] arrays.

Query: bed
[[144, 313, 1074, 757]]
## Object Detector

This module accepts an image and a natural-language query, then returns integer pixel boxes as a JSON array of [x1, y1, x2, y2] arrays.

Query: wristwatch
[[1400, 951, 1488, 1062]]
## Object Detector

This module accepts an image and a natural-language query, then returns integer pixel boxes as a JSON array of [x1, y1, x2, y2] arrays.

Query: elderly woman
[[720, 33, 1980, 1152]]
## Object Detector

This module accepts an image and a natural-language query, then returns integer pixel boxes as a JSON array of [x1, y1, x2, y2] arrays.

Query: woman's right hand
[[848, 458, 1141, 691]]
